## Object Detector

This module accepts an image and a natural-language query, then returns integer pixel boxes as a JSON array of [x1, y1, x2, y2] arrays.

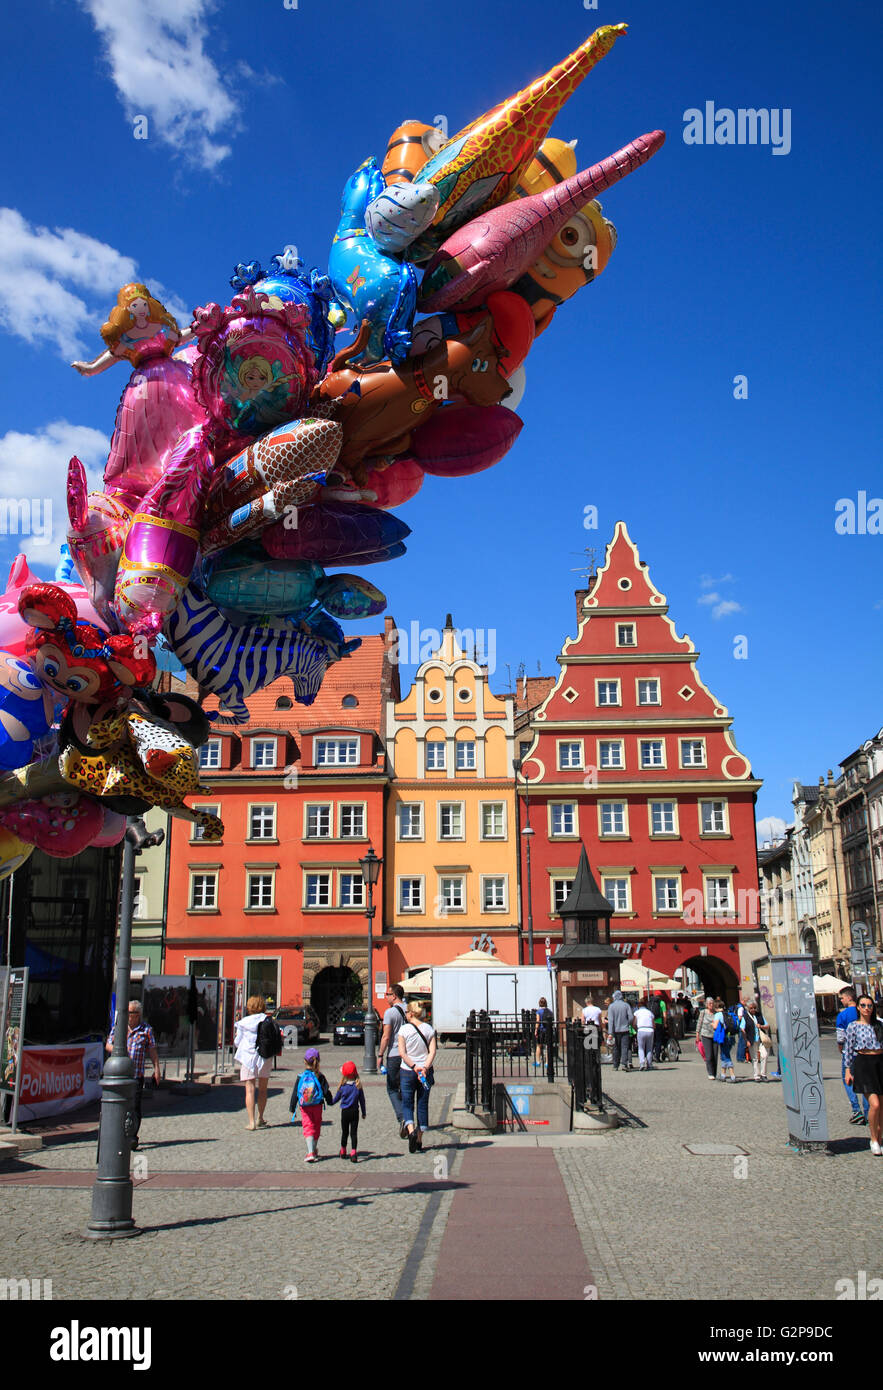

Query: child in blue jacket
[[331, 1060, 367, 1162]]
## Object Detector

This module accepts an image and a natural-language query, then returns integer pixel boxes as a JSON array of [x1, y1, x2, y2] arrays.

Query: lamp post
[[513, 759, 536, 966], [359, 845, 382, 1073], [86, 816, 164, 1240]]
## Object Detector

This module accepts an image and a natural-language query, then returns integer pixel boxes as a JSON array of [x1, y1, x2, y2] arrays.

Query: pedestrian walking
[[607, 990, 634, 1071], [106, 1001, 159, 1151], [290, 1047, 333, 1162], [331, 1061, 366, 1163], [533, 996, 554, 1069], [837, 989, 870, 1125], [714, 998, 737, 1081], [651, 993, 667, 1062], [744, 999, 771, 1081], [634, 999, 656, 1070], [398, 1002, 437, 1153], [582, 997, 602, 1027], [696, 997, 719, 1080], [233, 994, 275, 1130], [842, 995, 883, 1156], [378, 983, 409, 1133]]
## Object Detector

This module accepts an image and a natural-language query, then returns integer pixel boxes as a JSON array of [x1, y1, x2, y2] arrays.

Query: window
[[596, 679, 621, 707], [305, 873, 331, 907], [552, 878, 574, 911], [481, 803, 506, 839], [439, 803, 464, 839], [427, 688, 444, 704], [654, 877, 680, 911], [705, 877, 732, 912], [700, 801, 728, 834], [519, 741, 533, 760], [305, 804, 331, 838], [598, 740, 624, 769], [482, 877, 507, 911], [640, 740, 665, 769], [341, 694, 358, 709], [456, 742, 476, 770], [426, 741, 446, 770], [600, 802, 627, 836], [249, 804, 276, 840], [339, 804, 365, 838], [247, 873, 274, 909], [251, 739, 277, 769], [132, 876, 145, 920], [315, 739, 358, 766], [680, 739, 706, 768], [650, 801, 677, 835], [339, 873, 365, 908], [275, 696, 292, 709], [397, 803, 423, 839], [616, 623, 636, 647], [399, 878, 423, 911], [550, 803, 577, 836], [637, 678, 660, 706], [602, 877, 629, 912], [199, 740, 221, 769], [558, 741, 583, 769], [191, 805, 220, 841], [440, 877, 465, 912], [187, 959, 221, 979], [190, 873, 217, 909]]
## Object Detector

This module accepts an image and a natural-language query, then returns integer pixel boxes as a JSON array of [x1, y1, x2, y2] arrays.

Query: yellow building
[[384, 619, 519, 979]]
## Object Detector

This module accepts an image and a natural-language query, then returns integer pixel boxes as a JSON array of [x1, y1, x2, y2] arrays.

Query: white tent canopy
[[401, 950, 503, 995], [813, 974, 851, 995], [617, 961, 681, 993]]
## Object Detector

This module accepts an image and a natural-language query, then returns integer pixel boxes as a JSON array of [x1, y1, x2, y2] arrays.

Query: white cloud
[[710, 599, 743, 620], [80, 0, 240, 169], [698, 591, 720, 605], [756, 816, 788, 847], [0, 421, 109, 565], [700, 572, 735, 589], [0, 208, 191, 358]]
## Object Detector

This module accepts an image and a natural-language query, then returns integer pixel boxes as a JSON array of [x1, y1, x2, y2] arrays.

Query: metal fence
[[464, 1011, 603, 1118]]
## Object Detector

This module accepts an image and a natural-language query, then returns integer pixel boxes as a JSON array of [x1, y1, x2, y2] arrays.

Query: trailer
[[430, 965, 556, 1042]]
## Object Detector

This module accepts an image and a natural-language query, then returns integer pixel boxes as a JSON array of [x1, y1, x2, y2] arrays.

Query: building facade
[[517, 522, 763, 1002]]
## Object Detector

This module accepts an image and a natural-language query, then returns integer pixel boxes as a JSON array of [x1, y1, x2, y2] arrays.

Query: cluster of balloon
[[0, 25, 662, 864]]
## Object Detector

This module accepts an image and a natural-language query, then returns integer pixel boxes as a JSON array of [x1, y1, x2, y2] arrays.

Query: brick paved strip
[[429, 1147, 594, 1301], [0, 1168, 459, 1191]]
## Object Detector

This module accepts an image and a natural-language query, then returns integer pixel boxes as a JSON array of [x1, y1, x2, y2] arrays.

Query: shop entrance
[[310, 966, 363, 1030]]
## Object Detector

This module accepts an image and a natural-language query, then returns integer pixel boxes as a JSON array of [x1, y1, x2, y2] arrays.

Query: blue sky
[[0, 0, 880, 835]]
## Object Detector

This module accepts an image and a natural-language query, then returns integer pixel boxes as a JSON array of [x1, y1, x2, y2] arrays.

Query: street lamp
[[86, 816, 164, 1240], [359, 845, 382, 1074], [513, 758, 535, 965]]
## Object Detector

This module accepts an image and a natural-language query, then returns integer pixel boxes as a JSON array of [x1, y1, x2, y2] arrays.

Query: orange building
[[163, 621, 400, 1026]]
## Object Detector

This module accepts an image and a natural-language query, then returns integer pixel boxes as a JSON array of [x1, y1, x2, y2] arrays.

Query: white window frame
[[595, 678, 621, 708], [426, 741, 447, 770], [557, 740, 584, 770], [598, 801, 628, 837], [652, 875, 682, 912], [247, 872, 275, 910], [549, 802, 578, 837], [198, 740, 222, 770], [649, 800, 679, 836], [480, 801, 507, 840], [248, 803, 276, 841], [189, 872, 218, 910], [636, 677, 661, 706], [616, 623, 637, 648], [481, 876, 508, 912], [602, 877, 631, 912], [639, 739, 667, 770], [597, 739, 624, 770], [315, 738, 358, 766], [398, 876, 424, 912], [191, 804, 220, 842], [439, 875, 466, 913], [304, 872, 332, 908], [680, 738, 707, 768], [455, 741, 476, 770], [700, 800, 729, 835], [304, 803, 332, 839], [705, 874, 733, 913], [397, 803, 424, 840], [551, 877, 574, 912], [338, 802, 366, 839], [250, 738, 277, 770], [338, 872, 365, 908], [438, 802, 465, 840]]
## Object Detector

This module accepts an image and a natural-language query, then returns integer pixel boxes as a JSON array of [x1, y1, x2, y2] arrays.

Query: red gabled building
[[163, 621, 399, 1026], [518, 522, 763, 1003]]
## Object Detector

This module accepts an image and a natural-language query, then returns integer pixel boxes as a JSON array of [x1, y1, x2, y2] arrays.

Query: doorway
[[310, 966, 363, 1030]]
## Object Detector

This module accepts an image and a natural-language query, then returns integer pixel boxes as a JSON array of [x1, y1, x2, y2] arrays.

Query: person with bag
[[330, 1060, 367, 1162], [234, 993, 277, 1130], [714, 997, 737, 1082], [843, 995, 883, 1156], [290, 1047, 333, 1162], [696, 997, 718, 1079], [745, 999, 770, 1081], [398, 1002, 437, 1153], [378, 983, 408, 1131]]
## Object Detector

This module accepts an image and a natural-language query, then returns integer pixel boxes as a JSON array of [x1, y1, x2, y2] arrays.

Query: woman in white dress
[[234, 994, 272, 1130]]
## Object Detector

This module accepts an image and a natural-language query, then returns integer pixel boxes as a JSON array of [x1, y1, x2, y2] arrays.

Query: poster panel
[[0, 967, 29, 1131], [16, 1043, 104, 1120], [141, 975, 192, 1059], [770, 954, 829, 1150]]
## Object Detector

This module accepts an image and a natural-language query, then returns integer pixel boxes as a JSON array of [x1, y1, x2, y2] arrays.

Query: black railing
[[464, 1012, 604, 1116]]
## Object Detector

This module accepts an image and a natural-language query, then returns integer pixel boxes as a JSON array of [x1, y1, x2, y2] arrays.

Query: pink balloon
[[361, 457, 425, 508], [91, 808, 127, 847], [0, 553, 107, 657], [0, 793, 107, 858], [412, 404, 523, 477]]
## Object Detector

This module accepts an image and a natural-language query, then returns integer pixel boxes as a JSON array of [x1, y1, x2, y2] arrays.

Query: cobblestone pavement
[[1, 1036, 880, 1301]]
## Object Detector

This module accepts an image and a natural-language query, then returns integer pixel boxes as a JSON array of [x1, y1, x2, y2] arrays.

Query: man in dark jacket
[[607, 991, 634, 1071]]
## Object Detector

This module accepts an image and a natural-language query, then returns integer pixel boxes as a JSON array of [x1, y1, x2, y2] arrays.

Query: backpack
[[255, 1016, 283, 1059], [725, 1009, 739, 1037], [296, 1070, 324, 1107]]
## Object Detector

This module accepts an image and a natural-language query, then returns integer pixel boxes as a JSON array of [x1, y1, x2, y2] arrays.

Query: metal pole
[[524, 778, 535, 964], [362, 880, 377, 1073], [86, 818, 138, 1239]]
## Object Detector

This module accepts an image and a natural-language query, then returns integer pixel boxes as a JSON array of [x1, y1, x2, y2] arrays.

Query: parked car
[[276, 1005, 321, 1046], [333, 1009, 367, 1046]]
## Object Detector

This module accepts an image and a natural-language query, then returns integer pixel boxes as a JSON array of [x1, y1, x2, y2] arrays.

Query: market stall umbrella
[[401, 950, 502, 995], [618, 961, 681, 993], [813, 973, 851, 995]]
